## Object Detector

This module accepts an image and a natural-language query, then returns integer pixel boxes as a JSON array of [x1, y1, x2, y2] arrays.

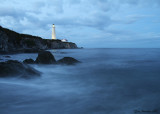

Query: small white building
[[61, 39, 68, 42]]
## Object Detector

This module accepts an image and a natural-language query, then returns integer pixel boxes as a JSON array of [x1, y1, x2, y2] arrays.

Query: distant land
[[0, 26, 78, 54]]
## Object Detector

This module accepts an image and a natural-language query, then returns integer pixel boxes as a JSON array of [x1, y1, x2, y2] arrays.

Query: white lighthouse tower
[[52, 24, 56, 40]]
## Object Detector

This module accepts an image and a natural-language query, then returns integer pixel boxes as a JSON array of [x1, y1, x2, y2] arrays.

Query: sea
[[0, 48, 160, 114]]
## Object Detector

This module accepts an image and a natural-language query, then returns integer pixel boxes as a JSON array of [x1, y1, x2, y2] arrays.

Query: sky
[[0, 0, 160, 48]]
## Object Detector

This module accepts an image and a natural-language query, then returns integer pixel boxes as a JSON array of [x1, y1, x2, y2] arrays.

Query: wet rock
[[23, 59, 35, 64], [35, 51, 56, 64], [3, 55, 11, 58], [0, 60, 40, 78], [57, 57, 80, 65]]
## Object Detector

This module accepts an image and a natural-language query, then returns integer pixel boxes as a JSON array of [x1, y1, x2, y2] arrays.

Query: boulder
[[35, 51, 56, 64], [57, 57, 80, 65], [0, 60, 40, 78], [4, 55, 11, 58], [23, 59, 35, 64]]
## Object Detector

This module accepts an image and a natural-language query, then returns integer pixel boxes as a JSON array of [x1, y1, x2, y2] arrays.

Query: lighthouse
[[52, 24, 56, 40]]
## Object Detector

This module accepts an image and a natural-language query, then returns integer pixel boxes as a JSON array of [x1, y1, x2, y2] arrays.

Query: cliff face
[[0, 26, 77, 53]]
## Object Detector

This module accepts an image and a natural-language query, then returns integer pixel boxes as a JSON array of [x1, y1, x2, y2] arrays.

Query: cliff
[[0, 26, 77, 53]]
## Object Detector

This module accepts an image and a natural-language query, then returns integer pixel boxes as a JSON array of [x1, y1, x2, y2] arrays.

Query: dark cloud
[[0, 0, 160, 47], [0, 7, 25, 20], [0, 0, 159, 30]]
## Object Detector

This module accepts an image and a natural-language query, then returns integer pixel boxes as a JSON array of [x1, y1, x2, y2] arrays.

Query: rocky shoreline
[[0, 26, 78, 54], [0, 51, 80, 79], [0, 26, 80, 79]]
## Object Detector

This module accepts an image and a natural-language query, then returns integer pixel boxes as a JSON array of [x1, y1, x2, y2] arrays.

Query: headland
[[0, 26, 78, 54]]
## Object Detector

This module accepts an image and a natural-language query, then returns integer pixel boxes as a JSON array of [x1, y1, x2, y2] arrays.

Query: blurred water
[[0, 48, 160, 114]]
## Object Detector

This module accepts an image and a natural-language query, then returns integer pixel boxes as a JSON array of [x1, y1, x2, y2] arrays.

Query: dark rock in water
[[57, 57, 80, 65], [0, 60, 40, 78], [3, 55, 11, 58], [23, 59, 35, 64], [35, 51, 56, 64]]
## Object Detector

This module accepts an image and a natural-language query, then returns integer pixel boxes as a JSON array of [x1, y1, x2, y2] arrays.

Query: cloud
[[0, 0, 159, 30], [124, 15, 154, 24], [67, 0, 81, 4], [118, 0, 160, 6], [0, 0, 160, 47], [33, 1, 46, 9], [0, 7, 25, 20]]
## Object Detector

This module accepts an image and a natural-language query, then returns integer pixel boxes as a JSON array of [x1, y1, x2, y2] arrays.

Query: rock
[[35, 51, 56, 64], [0, 60, 40, 78], [23, 59, 35, 64], [0, 27, 8, 52], [57, 57, 80, 65], [3, 55, 11, 58]]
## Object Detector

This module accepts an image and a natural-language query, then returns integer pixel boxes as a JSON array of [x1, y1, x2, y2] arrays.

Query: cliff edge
[[0, 26, 78, 53]]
